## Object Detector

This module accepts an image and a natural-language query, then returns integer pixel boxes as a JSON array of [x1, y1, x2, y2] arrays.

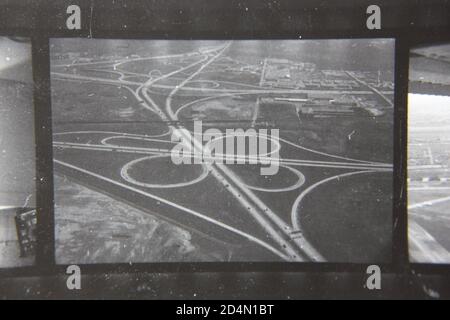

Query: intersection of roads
[[51, 42, 393, 262]]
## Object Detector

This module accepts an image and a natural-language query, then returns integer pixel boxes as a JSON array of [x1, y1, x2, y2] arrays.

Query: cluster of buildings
[[257, 95, 374, 122], [260, 58, 394, 92], [409, 143, 450, 168], [350, 71, 394, 90], [51, 47, 142, 65]]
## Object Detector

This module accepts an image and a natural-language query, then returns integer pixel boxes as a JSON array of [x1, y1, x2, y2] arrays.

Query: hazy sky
[[0, 37, 32, 82], [408, 93, 450, 128]]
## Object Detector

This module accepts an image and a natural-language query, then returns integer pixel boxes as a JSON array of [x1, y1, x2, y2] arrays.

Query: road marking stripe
[[53, 159, 291, 261], [162, 44, 308, 260], [53, 140, 391, 171], [408, 195, 450, 209], [290, 170, 374, 261], [409, 220, 450, 263]]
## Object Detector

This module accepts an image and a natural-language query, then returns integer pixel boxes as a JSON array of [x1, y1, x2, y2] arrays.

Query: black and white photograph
[[0, 0, 450, 303], [408, 43, 450, 264], [50, 39, 395, 264], [0, 37, 36, 268]]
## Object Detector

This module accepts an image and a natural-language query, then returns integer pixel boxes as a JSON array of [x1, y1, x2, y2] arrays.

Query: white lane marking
[[56, 48, 304, 260], [179, 129, 391, 169], [53, 159, 291, 261], [291, 170, 374, 230], [54, 141, 171, 154], [290, 170, 375, 261], [165, 45, 231, 119], [54, 45, 299, 260], [144, 54, 211, 88], [52, 72, 141, 86], [174, 93, 232, 118], [279, 136, 389, 166], [277, 157, 391, 167], [53, 141, 391, 172], [143, 74, 264, 90], [281, 162, 391, 171], [259, 58, 268, 87], [52, 72, 380, 97], [52, 76, 161, 114], [147, 43, 305, 259], [100, 136, 175, 147], [0, 206, 17, 210], [54, 144, 167, 157], [53, 45, 391, 261], [235, 165, 306, 193], [409, 187, 450, 191], [345, 71, 393, 107], [162, 44, 308, 260], [168, 47, 320, 259], [408, 195, 450, 209], [154, 84, 377, 95], [409, 220, 450, 263], [181, 125, 391, 168], [120, 155, 209, 189], [54, 130, 171, 138], [133, 51, 217, 122], [52, 51, 200, 68]]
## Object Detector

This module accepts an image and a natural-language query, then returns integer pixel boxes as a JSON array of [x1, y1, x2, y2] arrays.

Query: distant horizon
[[408, 93, 450, 128]]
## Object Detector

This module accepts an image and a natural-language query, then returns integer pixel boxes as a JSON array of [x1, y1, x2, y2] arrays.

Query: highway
[[408, 182, 450, 263], [51, 42, 394, 262]]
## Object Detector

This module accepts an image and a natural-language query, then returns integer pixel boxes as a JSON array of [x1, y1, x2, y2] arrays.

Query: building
[[298, 104, 370, 119]]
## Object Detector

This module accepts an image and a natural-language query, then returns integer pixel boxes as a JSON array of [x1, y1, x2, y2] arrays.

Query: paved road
[[51, 43, 393, 262]]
